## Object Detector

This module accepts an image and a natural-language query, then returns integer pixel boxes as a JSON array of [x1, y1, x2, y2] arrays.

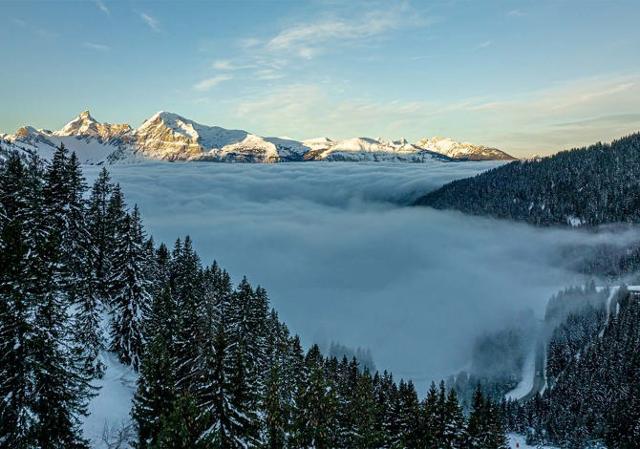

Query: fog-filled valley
[[83, 161, 638, 390]]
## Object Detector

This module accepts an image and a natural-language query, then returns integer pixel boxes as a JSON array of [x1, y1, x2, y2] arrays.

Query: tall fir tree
[[132, 285, 178, 449], [30, 144, 96, 448], [0, 152, 44, 446], [109, 205, 152, 370], [87, 167, 114, 303], [290, 345, 339, 449], [467, 387, 508, 449]]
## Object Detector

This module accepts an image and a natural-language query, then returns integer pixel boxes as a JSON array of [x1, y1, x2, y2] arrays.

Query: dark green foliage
[[416, 133, 640, 227], [467, 388, 508, 449], [109, 205, 152, 371], [0, 146, 101, 448], [151, 395, 208, 449], [507, 287, 640, 448]]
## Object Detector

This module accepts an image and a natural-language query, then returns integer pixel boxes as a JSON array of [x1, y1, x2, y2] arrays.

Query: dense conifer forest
[[504, 285, 640, 449], [415, 133, 640, 227], [0, 146, 509, 448]]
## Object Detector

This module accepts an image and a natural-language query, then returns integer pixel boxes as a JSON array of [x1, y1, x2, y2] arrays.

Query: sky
[[1, 0, 640, 157]]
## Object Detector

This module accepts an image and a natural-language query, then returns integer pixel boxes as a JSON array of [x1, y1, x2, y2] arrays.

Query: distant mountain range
[[0, 111, 515, 164]]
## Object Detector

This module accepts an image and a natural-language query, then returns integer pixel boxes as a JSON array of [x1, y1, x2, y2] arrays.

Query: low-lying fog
[[84, 161, 636, 391]]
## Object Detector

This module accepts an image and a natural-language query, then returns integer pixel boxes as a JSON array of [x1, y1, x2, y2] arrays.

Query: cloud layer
[[83, 162, 638, 390]]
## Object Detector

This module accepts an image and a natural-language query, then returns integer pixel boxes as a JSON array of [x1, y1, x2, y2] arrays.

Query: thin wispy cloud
[[214, 4, 429, 85], [229, 73, 640, 156], [140, 12, 160, 32], [10, 17, 57, 38], [83, 42, 110, 51], [10, 17, 58, 39], [239, 37, 261, 49], [212, 59, 255, 71], [507, 9, 525, 17], [94, 0, 110, 16], [460, 74, 640, 154], [476, 40, 492, 49], [265, 7, 426, 59], [193, 74, 233, 91], [233, 83, 436, 139], [255, 69, 284, 81]]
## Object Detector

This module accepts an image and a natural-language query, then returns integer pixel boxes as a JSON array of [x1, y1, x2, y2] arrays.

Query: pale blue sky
[[1, 0, 639, 156]]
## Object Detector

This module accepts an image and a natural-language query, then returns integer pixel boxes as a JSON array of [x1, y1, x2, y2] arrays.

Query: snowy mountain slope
[[1, 110, 514, 164], [1, 125, 136, 164], [504, 343, 537, 401], [301, 136, 455, 162], [415, 136, 514, 161], [134, 111, 249, 161]]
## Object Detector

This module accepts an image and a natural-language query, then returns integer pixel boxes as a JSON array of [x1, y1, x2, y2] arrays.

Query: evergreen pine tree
[[30, 144, 96, 448], [109, 205, 152, 370], [290, 345, 338, 449], [87, 167, 114, 303], [0, 152, 43, 446], [396, 380, 421, 449], [467, 387, 507, 449], [441, 388, 466, 449], [132, 286, 177, 449]]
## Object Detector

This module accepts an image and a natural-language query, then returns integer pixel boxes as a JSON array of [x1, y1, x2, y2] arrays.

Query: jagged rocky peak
[[54, 110, 132, 141], [15, 126, 40, 139], [137, 111, 203, 141], [79, 110, 93, 120], [134, 111, 252, 160]]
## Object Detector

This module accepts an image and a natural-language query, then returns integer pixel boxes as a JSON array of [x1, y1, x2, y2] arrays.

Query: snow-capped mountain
[[301, 137, 454, 162], [0, 111, 515, 164], [54, 110, 131, 141], [415, 136, 514, 161], [0, 117, 137, 164]]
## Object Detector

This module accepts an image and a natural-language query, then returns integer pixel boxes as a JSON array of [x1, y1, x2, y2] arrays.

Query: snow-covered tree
[[109, 205, 152, 370]]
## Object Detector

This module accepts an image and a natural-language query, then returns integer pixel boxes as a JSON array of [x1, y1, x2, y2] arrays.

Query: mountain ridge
[[0, 110, 515, 164], [415, 132, 640, 227]]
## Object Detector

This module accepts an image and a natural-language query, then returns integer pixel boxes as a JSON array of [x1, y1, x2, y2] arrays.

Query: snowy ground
[[82, 162, 640, 392], [508, 433, 558, 449], [505, 343, 537, 401], [83, 352, 137, 448]]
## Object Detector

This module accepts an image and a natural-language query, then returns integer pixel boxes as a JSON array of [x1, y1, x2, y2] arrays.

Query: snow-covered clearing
[[600, 286, 620, 337], [83, 352, 138, 448], [505, 343, 536, 400], [508, 433, 558, 449]]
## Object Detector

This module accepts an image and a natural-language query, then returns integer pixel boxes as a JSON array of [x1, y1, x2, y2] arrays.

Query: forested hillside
[[415, 133, 640, 227], [0, 146, 508, 448], [505, 285, 640, 449]]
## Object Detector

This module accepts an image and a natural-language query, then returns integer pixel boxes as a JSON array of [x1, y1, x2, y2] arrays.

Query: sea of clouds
[[83, 161, 639, 390]]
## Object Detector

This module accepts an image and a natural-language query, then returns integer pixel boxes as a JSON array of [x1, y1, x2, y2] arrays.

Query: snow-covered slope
[[1, 121, 136, 164], [1, 110, 514, 164], [415, 136, 515, 161], [301, 136, 455, 162], [505, 343, 537, 401]]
